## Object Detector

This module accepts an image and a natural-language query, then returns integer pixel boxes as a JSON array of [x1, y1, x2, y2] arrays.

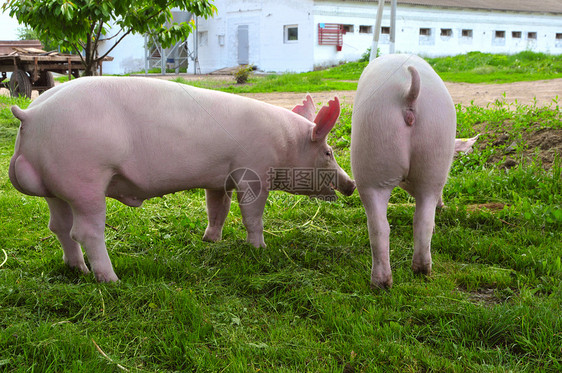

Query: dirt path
[[2, 77, 560, 109], [240, 79, 562, 109]]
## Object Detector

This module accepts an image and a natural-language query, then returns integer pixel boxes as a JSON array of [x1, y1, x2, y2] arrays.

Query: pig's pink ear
[[454, 134, 480, 153], [292, 94, 315, 122], [311, 97, 340, 142]]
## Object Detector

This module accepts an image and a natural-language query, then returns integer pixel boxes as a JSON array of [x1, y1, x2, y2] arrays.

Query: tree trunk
[[83, 59, 99, 76], [83, 34, 98, 76]]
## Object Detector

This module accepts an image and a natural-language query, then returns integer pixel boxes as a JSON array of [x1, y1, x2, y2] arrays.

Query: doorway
[[237, 25, 249, 65]]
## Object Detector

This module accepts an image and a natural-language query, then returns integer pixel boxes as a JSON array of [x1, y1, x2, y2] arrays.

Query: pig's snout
[[337, 173, 356, 196]]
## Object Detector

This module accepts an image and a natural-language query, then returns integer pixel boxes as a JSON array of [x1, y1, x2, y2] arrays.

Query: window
[[556, 33, 562, 47], [360, 25, 373, 34], [460, 29, 473, 45], [493, 30, 506, 46], [557, 33, 562, 40], [377, 26, 390, 44], [284, 25, 298, 43], [342, 24, 354, 33], [198, 31, 208, 47], [512, 31, 522, 39], [419, 28, 434, 45], [440, 28, 452, 37], [527, 32, 537, 40]]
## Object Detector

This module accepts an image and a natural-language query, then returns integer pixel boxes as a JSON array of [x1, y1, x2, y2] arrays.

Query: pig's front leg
[[203, 189, 232, 242], [46, 197, 90, 275], [238, 189, 269, 248], [359, 187, 393, 289], [69, 197, 118, 282]]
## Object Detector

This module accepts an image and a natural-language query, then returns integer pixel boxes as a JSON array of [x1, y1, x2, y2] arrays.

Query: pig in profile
[[9, 77, 355, 282], [351, 54, 458, 289]]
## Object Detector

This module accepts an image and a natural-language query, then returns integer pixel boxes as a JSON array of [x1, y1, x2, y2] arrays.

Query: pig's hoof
[[412, 262, 432, 276], [202, 229, 222, 242], [94, 271, 119, 283], [246, 235, 266, 248], [370, 274, 393, 290], [64, 258, 90, 275]]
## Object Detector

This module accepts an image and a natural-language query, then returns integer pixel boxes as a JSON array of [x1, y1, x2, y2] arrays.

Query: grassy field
[[1, 55, 561, 371], [168, 51, 562, 93]]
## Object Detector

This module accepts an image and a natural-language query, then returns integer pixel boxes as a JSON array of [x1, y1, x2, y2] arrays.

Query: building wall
[[313, 1, 562, 67], [97, 32, 146, 75], [313, 1, 378, 67], [383, 6, 562, 56], [193, 0, 315, 73], [3, 2, 561, 75]]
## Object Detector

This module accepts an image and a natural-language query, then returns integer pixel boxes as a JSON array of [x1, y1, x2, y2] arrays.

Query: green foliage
[[169, 51, 562, 94], [359, 47, 380, 62], [0, 96, 28, 142], [177, 72, 358, 93], [16, 26, 59, 51], [2, 0, 216, 75], [426, 51, 562, 83], [234, 65, 254, 84]]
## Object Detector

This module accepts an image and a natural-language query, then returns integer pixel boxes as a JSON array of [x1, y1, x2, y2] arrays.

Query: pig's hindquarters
[[352, 97, 414, 289], [399, 93, 456, 278], [352, 60, 456, 288]]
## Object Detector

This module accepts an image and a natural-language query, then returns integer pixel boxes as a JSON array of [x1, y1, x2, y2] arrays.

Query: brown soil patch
[[466, 203, 507, 213], [239, 79, 561, 170], [237, 79, 562, 109], [473, 119, 562, 169]]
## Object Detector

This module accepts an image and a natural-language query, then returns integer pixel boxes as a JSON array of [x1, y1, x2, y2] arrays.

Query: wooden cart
[[0, 40, 113, 98]]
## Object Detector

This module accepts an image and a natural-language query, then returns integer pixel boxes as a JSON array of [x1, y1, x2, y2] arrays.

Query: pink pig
[[9, 77, 355, 282], [351, 54, 460, 289]]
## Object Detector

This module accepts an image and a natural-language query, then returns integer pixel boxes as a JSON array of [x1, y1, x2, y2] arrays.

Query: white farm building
[[3, 0, 561, 75], [188, 0, 562, 73]]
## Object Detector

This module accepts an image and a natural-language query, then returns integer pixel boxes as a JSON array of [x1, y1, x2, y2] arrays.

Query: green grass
[[51, 51, 562, 92], [172, 51, 562, 93], [172, 71, 358, 94], [1, 67, 561, 371], [426, 51, 562, 83]]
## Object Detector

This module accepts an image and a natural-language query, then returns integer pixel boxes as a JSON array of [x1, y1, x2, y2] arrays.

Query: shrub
[[234, 65, 254, 84]]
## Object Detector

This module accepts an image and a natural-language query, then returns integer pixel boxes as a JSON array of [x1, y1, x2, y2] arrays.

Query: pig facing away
[[9, 77, 355, 282], [351, 54, 456, 289]]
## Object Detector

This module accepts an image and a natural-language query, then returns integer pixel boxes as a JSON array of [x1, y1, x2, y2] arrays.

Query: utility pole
[[370, 0, 398, 61], [390, 0, 397, 54], [370, 0, 385, 61]]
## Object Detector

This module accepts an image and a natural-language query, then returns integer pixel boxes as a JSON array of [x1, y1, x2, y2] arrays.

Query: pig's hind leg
[[46, 197, 89, 275], [411, 193, 439, 276], [358, 187, 393, 289], [67, 194, 118, 282], [401, 181, 442, 277], [203, 189, 233, 242]]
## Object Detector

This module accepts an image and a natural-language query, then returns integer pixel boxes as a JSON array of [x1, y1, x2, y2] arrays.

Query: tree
[[2, 0, 216, 76], [16, 26, 59, 52]]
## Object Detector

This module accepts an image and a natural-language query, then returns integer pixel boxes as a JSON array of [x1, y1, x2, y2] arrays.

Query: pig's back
[[351, 54, 456, 185], [15, 77, 302, 198], [22, 77, 293, 165]]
